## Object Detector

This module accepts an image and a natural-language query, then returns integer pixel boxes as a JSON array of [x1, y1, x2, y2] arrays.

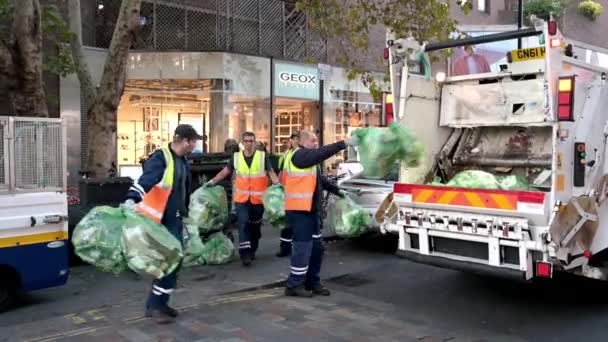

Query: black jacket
[[290, 141, 347, 212]]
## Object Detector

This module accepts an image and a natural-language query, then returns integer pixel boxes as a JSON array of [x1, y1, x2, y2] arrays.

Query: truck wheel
[[0, 285, 16, 312]]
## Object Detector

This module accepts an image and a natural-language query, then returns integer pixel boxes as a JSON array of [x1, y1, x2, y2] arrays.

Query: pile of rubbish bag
[[263, 184, 286, 229], [431, 170, 531, 191], [72, 206, 184, 278], [354, 123, 423, 178], [201, 232, 235, 265], [182, 224, 206, 267], [328, 196, 372, 238], [72, 206, 128, 275], [188, 184, 229, 233]]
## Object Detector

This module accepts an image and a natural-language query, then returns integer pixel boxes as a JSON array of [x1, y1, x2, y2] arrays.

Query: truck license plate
[[510, 47, 546, 62]]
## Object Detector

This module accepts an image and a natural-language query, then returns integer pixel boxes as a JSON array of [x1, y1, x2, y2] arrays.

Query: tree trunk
[[86, 0, 141, 178], [0, 0, 48, 117], [63, 0, 141, 177]]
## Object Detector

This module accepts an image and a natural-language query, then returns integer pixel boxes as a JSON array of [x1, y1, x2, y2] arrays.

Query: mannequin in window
[[451, 45, 491, 76]]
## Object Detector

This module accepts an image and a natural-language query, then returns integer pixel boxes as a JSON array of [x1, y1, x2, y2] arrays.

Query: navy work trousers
[[286, 210, 324, 290], [146, 215, 183, 311], [235, 202, 264, 259]]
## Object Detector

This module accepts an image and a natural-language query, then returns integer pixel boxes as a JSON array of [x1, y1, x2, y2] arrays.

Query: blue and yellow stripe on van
[[0, 230, 70, 291], [0, 230, 69, 248]]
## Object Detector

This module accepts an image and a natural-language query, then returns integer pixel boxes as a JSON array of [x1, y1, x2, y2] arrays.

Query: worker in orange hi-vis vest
[[209, 131, 280, 267], [123, 124, 200, 324], [276, 131, 300, 258], [283, 130, 357, 298]]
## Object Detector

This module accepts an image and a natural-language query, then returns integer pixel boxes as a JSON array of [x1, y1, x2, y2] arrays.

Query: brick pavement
[[6, 286, 527, 342]]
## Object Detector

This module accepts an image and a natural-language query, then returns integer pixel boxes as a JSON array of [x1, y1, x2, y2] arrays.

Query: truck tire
[[0, 285, 16, 312]]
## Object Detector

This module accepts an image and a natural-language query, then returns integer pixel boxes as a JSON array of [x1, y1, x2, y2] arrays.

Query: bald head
[[299, 130, 318, 149]]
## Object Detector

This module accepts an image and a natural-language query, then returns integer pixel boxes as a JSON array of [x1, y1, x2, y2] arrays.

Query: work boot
[[162, 305, 179, 318], [310, 286, 331, 296], [241, 255, 253, 267], [284, 286, 313, 298], [145, 308, 175, 324]]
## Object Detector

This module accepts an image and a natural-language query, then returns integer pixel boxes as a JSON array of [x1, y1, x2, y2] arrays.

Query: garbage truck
[[377, 18, 608, 281], [0, 117, 69, 311]]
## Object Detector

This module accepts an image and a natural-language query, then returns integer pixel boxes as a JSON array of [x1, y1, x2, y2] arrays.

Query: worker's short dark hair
[[290, 131, 300, 139], [174, 124, 201, 141], [242, 131, 256, 140]]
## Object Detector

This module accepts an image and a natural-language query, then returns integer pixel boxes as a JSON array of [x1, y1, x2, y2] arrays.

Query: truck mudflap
[[397, 249, 526, 281]]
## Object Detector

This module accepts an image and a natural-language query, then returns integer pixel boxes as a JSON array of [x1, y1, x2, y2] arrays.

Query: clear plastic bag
[[72, 206, 128, 275], [263, 184, 286, 229], [121, 210, 183, 279], [188, 184, 229, 233], [446, 170, 500, 189], [328, 196, 372, 238], [182, 224, 206, 267], [355, 123, 423, 178], [498, 175, 530, 191], [201, 232, 235, 265]]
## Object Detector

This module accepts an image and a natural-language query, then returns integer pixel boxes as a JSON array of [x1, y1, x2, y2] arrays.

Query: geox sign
[[274, 63, 320, 100]]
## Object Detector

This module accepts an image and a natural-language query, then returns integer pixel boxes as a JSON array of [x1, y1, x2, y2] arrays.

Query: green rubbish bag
[[182, 224, 206, 267], [263, 184, 286, 229], [498, 175, 530, 191], [121, 210, 183, 279], [355, 123, 423, 178], [446, 170, 500, 189], [329, 196, 372, 238], [188, 184, 229, 233], [201, 232, 235, 265], [72, 206, 128, 275]]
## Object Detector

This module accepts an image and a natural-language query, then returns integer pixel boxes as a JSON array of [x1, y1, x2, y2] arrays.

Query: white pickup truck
[[0, 117, 69, 311]]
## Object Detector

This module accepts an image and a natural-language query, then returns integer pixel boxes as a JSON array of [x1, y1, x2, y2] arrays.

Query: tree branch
[[63, 0, 95, 107]]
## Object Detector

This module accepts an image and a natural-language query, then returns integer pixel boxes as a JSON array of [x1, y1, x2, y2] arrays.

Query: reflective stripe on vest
[[283, 148, 317, 211], [233, 150, 268, 204], [135, 147, 175, 223], [279, 149, 295, 185]]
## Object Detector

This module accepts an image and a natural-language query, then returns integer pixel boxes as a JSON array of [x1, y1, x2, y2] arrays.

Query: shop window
[[274, 98, 320, 154]]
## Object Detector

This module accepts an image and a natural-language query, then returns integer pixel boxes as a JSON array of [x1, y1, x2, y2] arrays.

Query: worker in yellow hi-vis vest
[[209, 131, 279, 266], [124, 124, 200, 324]]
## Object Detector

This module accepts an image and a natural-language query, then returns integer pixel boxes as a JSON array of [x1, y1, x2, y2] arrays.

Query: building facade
[[59, 0, 386, 184]]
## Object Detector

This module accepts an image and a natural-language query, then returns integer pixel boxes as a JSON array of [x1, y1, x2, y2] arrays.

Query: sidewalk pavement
[[8, 287, 450, 342], [0, 227, 398, 341]]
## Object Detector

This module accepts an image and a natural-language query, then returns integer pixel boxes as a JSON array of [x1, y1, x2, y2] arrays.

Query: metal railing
[[0, 117, 66, 193], [565, 37, 608, 70], [87, 0, 327, 63]]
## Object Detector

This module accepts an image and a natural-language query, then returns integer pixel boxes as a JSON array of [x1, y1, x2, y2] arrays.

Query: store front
[[322, 68, 385, 172], [60, 49, 385, 184], [114, 52, 271, 172], [273, 62, 320, 154]]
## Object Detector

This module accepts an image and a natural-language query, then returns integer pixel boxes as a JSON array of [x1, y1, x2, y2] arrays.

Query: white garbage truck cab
[[379, 18, 608, 281]]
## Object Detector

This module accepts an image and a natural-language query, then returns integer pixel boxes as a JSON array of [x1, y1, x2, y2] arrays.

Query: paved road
[[3, 227, 608, 341]]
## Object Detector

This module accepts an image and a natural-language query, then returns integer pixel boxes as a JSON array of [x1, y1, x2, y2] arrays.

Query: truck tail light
[[536, 261, 553, 278], [557, 76, 575, 121], [384, 93, 394, 125], [548, 20, 557, 35], [384, 47, 390, 60]]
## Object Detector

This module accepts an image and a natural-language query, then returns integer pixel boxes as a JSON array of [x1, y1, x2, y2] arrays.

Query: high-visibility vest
[[135, 148, 175, 223], [279, 149, 295, 185], [233, 150, 268, 204], [283, 148, 317, 211]]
